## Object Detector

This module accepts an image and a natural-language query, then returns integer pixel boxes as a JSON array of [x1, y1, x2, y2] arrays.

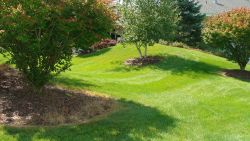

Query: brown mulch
[[0, 65, 116, 126], [222, 69, 250, 80], [124, 56, 163, 66]]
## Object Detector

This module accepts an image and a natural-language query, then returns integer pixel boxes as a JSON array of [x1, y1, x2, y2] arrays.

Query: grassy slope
[[0, 44, 250, 141], [0, 55, 7, 64]]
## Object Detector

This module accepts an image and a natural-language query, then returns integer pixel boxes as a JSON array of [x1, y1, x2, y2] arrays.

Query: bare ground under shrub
[[222, 69, 250, 80], [124, 56, 163, 66], [0, 65, 116, 126]]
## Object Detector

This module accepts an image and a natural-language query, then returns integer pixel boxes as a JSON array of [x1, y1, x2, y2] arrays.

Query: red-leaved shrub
[[91, 39, 117, 50], [203, 8, 250, 71]]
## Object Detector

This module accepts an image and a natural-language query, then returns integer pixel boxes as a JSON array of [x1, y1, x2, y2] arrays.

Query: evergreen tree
[[176, 0, 205, 46]]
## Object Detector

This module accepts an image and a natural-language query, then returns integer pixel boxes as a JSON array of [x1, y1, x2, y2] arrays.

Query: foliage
[[91, 39, 117, 50], [0, 0, 115, 88], [119, 0, 179, 58], [1, 44, 250, 141], [69, 0, 116, 50], [159, 40, 190, 48], [203, 8, 250, 71], [175, 0, 205, 46]]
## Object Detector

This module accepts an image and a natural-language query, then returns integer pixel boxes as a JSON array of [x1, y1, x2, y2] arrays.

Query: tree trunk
[[144, 45, 147, 58], [239, 63, 246, 71], [136, 45, 143, 59]]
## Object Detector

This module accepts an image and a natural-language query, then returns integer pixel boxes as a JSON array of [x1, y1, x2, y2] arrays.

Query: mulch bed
[[0, 65, 116, 126], [124, 56, 163, 66], [222, 69, 250, 80]]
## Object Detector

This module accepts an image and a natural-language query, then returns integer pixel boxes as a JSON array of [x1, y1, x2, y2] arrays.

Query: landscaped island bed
[[0, 44, 250, 141], [0, 65, 116, 126]]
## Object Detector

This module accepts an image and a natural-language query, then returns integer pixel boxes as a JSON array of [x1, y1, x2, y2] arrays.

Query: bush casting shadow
[[2, 99, 177, 141]]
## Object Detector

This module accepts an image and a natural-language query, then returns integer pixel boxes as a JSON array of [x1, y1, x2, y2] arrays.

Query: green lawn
[[1, 44, 250, 141], [0, 55, 7, 64]]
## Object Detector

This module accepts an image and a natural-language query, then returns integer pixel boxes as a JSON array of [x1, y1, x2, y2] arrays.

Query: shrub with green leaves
[[0, 0, 114, 88], [119, 0, 179, 58], [203, 8, 250, 71]]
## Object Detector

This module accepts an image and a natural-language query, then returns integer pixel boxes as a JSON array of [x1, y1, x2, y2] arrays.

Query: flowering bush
[[203, 8, 250, 71], [91, 39, 117, 50]]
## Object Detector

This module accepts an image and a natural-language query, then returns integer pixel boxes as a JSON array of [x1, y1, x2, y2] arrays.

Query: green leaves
[[203, 8, 250, 70], [119, 0, 179, 58], [0, 0, 115, 88]]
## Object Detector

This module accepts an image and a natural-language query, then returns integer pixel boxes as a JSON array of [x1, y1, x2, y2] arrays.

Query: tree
[[175, 0, 205, 46], [119, 0, 179, 58], [69, 0, 116, 50], [203, 8, 250, 71], [0, 0, 114, 88]]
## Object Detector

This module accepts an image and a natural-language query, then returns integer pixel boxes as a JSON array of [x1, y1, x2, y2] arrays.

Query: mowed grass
[[0, 44, 250, 141], [0, 55, 7, 64]]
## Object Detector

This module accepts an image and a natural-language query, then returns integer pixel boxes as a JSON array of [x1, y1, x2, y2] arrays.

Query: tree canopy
[[0, 0, 115, 88], [203, 8, 250, 71], [119, 0, 179, 58]]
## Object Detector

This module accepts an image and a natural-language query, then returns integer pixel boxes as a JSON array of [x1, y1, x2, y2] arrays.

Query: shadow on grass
[[112, 55, 222, 75], [78, 48, 112, 58], [222, 69, 250, 82], [110, 65, 142, 72], [3, 99, 176, 141], [150, 55, 221, 74], [51, 77, 97, 89]]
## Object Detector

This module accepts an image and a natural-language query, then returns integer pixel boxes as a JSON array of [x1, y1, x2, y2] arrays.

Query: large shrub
[[203, 8, 250, 71], [119, 0, 179, 58], [0, 0, 114, 88], [175, 0, 205, 46]]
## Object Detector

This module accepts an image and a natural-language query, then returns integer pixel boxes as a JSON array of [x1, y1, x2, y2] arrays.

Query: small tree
[[203, 8, 250, 71], [120, 0, 179, 58], [0, 0, 114, 88], [175, 0, 205, 46]]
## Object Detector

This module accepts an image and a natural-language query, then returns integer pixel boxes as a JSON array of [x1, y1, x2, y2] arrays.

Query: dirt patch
[[125, 56, 163, 66], [222, 69, 250, 80], [0, 65, 116, 126]]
